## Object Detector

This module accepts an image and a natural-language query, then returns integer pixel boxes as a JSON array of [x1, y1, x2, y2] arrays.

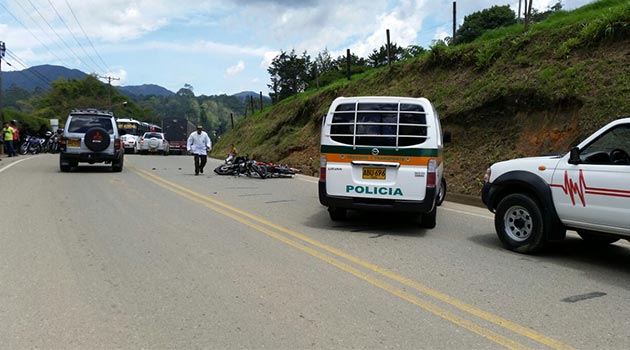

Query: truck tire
[[577, 230, 619, 245], [495, 193, 546, 254]]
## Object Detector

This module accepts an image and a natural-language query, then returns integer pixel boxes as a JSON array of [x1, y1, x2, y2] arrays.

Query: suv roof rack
[[70, 108, 113, 116]]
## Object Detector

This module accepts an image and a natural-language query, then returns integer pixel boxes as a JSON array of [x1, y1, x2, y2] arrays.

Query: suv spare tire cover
[[148, 138, 160, 148], [84, 127, 111, 152]]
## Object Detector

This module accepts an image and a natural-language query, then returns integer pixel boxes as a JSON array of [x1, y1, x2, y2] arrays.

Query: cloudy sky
[[0, 0, 595, 96]]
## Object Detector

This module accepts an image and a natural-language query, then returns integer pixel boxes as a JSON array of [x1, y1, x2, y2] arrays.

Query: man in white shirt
[[187, 125, 212, 175]]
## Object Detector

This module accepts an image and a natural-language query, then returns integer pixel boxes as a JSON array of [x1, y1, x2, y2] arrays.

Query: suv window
[[68, 115, 115, 133], [330, 102, 428, 147]]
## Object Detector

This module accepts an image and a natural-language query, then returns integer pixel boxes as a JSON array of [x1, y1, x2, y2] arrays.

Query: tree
[[368, 42, 405, 67], [452, 5, 517, 45], [177, 84, 195, 98], [402, 45, 426, 60], [267, 49, 313, 102]]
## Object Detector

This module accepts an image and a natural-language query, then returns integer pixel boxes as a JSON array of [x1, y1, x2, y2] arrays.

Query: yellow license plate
[[68, 139, 80, 147], [362, 167, 386, 180]]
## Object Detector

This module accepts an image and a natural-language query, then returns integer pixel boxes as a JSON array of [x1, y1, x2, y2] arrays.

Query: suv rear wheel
[[112, 156, 124, 172], [60, 157, 71, 172]]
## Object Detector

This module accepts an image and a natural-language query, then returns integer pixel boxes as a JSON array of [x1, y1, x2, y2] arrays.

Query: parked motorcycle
[[19, 135, 42, 155]]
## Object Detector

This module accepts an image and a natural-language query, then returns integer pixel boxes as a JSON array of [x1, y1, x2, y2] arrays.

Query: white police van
[[318, 96, 448, 228]]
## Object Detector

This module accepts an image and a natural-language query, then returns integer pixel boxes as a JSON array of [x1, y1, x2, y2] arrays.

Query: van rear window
[[329, 102, 428, 147]]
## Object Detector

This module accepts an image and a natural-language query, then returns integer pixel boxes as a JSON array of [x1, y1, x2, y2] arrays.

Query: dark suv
[[59, 109, 124, 172]]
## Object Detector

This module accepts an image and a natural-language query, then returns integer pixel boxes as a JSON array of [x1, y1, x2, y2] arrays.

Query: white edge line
[[441, 207, 494, 220], [0, 157, 33, 173]]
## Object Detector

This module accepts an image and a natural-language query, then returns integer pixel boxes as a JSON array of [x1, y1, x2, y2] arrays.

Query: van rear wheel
[[419, 207, 437, 229], [328, 207, 347, 221]]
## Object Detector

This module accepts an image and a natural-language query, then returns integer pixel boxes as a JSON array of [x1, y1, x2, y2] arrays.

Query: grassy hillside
[[211, 0, 630, 196]]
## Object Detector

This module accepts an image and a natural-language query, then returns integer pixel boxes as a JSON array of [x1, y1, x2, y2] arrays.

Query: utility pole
[[0, 41, 4, 156], [98, 75, 120, 110], [386, 29, 391, 66], [0, 41, 5, 125], [453, 1, 457, 42], [346, 49, 351, 80]]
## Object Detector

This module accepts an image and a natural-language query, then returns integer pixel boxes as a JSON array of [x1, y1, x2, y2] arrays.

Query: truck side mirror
[[443, 131, 452, 144], [568, 146, 581, 165]]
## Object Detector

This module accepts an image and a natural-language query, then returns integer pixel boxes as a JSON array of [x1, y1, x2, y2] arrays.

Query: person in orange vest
[[2, 122, 16, 157]]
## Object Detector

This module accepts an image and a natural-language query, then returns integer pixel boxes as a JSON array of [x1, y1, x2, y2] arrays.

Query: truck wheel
[[495, 193, 546, 254], [577, 230, 619, 245], [328, 207, 347, 221]]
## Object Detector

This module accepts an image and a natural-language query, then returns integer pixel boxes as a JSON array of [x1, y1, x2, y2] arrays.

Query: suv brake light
[[114, 138, 121, 150], [60, 136, 67, 151]]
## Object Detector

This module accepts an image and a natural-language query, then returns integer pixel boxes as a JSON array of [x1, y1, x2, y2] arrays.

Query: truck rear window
[[329, 102, 428, 147]]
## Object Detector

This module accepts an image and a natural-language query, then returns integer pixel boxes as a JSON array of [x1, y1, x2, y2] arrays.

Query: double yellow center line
[[133, 167, 573, 350]]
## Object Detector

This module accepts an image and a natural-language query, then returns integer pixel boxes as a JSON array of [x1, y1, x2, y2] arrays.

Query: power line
[[26, 0, 93, 73], [63, 0, 111, 73], [5, 49, 53, 86], [0, 2, 72, 67], [46, 0, 107, 74]]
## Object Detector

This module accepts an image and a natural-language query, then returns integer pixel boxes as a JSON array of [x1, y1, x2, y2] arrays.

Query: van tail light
[[60, 136, 67, 151], [427, 159, 437, 188], [114, 138, 121, 150], [320, 155, 327, 181]]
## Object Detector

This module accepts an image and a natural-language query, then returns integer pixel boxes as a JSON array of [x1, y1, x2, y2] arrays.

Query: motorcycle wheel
[[214, 164, 234, 175]]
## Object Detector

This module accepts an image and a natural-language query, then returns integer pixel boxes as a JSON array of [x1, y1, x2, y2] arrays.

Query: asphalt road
[[1, 154, 629, 349]]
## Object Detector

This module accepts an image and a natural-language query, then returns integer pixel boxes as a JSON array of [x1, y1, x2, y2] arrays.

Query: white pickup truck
[[482, 118, 630, 253]]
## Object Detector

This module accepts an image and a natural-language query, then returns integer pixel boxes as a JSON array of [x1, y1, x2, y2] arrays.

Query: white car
[[120, 134, 139, 154], [482, 118, 630, 253], [138, 132, 170, 155]]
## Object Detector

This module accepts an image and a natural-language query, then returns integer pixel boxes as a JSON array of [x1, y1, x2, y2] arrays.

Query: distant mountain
[[232, 91, 271, 102], [3, 64, 88, 91], [117, 84, 175, 97]]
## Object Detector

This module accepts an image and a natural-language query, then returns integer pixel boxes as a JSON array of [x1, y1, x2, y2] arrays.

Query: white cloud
[[261, 51, 280, 69], [226, 60, 245, 75]]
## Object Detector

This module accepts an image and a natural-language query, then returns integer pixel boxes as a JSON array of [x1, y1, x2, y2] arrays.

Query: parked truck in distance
[[161, 117, 196, 155]]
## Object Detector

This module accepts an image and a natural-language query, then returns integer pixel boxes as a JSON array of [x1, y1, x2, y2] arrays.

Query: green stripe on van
[[320, 145, 439, 157]]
